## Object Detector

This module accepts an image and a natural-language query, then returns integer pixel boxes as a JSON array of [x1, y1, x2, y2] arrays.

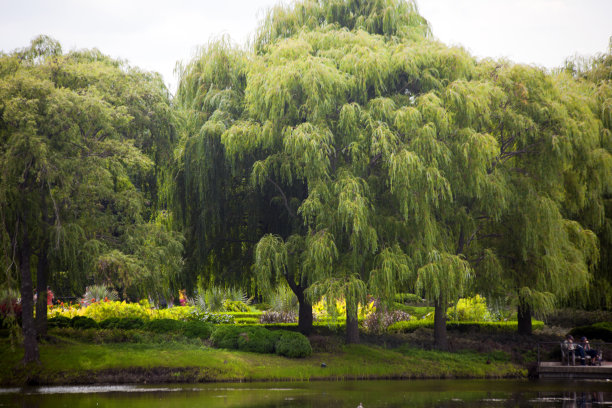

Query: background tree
[[0, 36, 181, 363]]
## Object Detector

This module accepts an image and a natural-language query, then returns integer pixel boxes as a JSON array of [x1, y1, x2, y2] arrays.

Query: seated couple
[[564, 334, 602, 365]]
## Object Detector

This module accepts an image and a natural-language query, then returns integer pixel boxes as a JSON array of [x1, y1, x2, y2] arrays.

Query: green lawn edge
[[0, 340, 525, 386]]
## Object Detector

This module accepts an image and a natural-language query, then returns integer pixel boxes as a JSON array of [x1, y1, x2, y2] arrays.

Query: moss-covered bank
[[0, 339, 524, 386]]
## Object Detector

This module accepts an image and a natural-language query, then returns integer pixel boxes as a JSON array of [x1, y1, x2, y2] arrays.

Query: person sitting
[[580, 336, 601, 365], [563, 334, 587, 365]]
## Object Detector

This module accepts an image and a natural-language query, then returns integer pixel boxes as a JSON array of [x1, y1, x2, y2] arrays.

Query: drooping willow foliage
[[174, 0, 610, 344]]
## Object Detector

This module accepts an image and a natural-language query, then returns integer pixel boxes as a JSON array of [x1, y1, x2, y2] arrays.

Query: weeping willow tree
[[0, 36, 182, 363], [560, 39, 612, 310], [176, 0, 607, 344]]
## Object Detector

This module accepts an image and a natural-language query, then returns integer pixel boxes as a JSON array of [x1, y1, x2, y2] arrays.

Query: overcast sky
[[1, 0, 611, 94]]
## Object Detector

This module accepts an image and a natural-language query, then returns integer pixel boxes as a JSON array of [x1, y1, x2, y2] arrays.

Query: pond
[[1, 379, 611, 407]]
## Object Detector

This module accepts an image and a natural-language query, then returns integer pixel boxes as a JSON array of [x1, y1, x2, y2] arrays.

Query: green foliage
[[237, 326, 277, 354], [81, 285, 118, 306], [389, 320, 545, 334], [223, 300, 250, 313], [274, 330, 312, 358], [145, 319, 183, 334], [99, 317, 145, 330], [47, 316, 71, 328], [569, 322, 612, 342], [70, 316, 99, 330], [210, 325, 245, 349], [183, 320, 214, 339], [447, 295, 491, 322]]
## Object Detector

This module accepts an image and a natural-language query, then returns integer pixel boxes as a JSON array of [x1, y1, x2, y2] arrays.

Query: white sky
[[1, 0, 611, 94]]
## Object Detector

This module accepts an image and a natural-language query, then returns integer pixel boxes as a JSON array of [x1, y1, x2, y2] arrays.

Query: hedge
[[388, 320, 545, 333]]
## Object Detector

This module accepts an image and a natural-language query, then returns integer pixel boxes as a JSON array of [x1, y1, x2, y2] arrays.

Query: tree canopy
[[0, 36, 182, 362]]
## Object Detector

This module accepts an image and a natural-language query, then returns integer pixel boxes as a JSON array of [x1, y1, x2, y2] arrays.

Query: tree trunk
[[345, 302, 359, 344], [433, 298, 449, 351], [36, 188, 49, 337], [18, 225, 39, 364], [517, 302, 532, 335], [295, 288, 313, 336], [36, 247, 48, 338]]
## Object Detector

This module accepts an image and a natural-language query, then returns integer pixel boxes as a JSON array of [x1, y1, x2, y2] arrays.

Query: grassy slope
[[0, 338, 524, 386]]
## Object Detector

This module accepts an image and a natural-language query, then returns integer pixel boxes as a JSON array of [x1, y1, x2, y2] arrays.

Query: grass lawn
[[0, 336, 525, 386]]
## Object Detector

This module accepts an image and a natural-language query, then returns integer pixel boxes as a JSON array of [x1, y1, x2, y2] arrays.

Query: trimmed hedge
[[275, 330, 312, 358], [569, 322, 612, 342], [237, 326, 277, 354], [183, 320, 214, 339], [48, 316, 71, 328], [210, 325, 245, 349], [388, 320, 545, 333], [145, 318, 183, 333], [99, 317, 145, 330], [210, 325, 311, 357], [70, 316, 99, 329]]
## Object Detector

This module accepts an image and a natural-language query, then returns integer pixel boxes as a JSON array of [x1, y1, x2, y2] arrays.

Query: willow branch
[[266, 177, 295, 218]]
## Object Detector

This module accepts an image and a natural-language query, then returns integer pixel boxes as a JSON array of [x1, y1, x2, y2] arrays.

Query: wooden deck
[[538, 361, 612, 379]]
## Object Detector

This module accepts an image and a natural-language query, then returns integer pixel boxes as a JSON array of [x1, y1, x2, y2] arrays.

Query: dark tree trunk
[[517, 302, 532, 335], [36, 189, 49, 337], [36, 247, 48, 337], [285, 278, 313, 336], [295, 288, 313, 336], [345, 304, 359, 344], [433, 298, 449, 351], [18, 225, 39, 364]]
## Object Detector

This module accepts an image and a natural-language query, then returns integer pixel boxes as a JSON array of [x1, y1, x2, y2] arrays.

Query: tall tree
[[0, 37, 182, 363]]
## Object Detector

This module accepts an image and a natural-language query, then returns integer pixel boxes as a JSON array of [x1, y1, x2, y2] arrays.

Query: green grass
[[0, 336, 524, 386]]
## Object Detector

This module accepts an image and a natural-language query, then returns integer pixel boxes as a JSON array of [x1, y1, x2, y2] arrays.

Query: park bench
[[561, 341, 576, 365]]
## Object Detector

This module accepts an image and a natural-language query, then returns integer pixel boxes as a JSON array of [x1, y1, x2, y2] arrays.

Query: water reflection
[[0, 380, 610, 408]]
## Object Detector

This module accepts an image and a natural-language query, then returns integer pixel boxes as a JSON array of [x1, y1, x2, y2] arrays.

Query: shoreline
[[1, 341, 527, 387]]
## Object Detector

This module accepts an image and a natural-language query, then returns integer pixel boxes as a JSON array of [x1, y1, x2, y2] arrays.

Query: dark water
[[1, 379, 611, 408]]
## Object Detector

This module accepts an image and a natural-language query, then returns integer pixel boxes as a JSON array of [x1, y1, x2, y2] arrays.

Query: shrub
[[394, 293, 425, 304], [569, 322, 612, 342], [237, 327, 276, 354], [183, 320, 214, 339], [259, 311, 297, 323], [99, 317, 121, 329], [48, 315, 71, 328], [223, 300, 250, 313], [447, 295, 491, 322], [268, 284, 298, 313], [145, 318, 183, 333], [363, 309, 411, 334], [389, 320, 545, 333], [274, 330, 312, 358], [100, 317, 145, 330], [189, 310, 235, 324], [70, 316, 99, 329], [210, 325, 245, 349], [81, 284, 118, 306]]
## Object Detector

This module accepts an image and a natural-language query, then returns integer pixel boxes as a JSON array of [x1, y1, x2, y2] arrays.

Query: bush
[[189, 310, 235, 324], [259, 311, 297, 323], [223, 300, 250, 313], [70, 316, 99, 329], [183, 320, 214, 339], [274, 330, 312, 358], [48, 315, 71, 328], [447, 295, 491, 322], [389, 320, 545, 334], [237, 327, 277, 354], [99, 317, 145, 330], [145, 318, 183, 333], [569, 322, 612, 342], [363, 309, 411, 334], [210, 325, 245, 349]]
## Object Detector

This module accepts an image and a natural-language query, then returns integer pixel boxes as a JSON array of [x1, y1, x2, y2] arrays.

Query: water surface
[[1, 379, 611, 407]]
